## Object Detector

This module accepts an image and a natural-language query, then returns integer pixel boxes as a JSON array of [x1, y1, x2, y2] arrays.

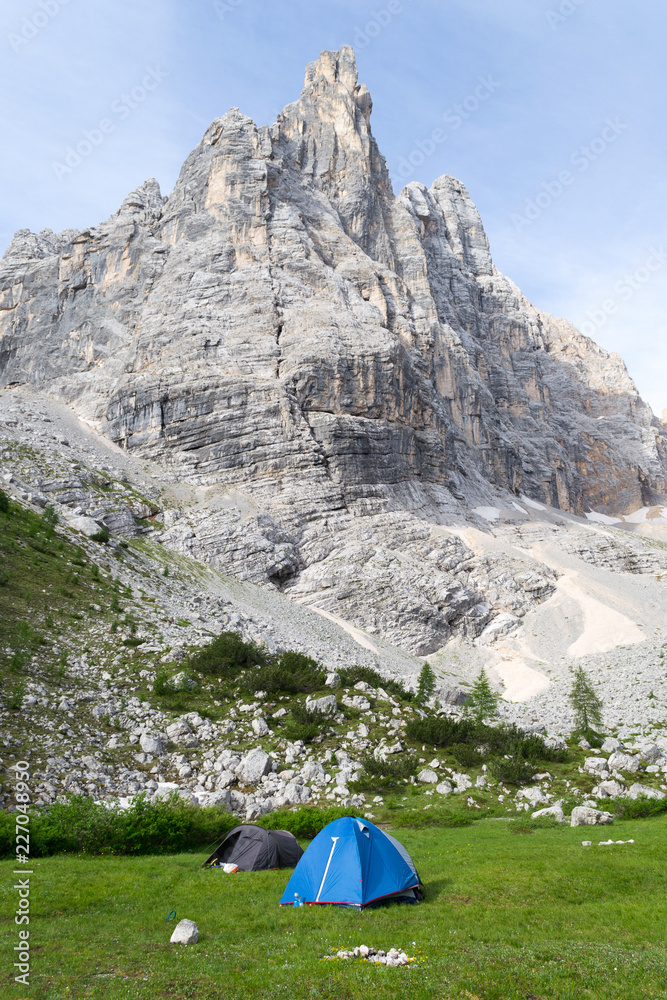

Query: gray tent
[[202, 825, 303, 871]]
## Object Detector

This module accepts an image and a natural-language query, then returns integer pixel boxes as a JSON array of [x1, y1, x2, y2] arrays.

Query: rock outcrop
[[2, 47, 666, 655]]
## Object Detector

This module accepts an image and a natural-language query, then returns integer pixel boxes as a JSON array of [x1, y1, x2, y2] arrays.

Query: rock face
[[2, 47, 667, 655]]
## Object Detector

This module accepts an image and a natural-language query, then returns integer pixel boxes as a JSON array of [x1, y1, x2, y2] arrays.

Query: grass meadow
[[1, 814, 666, 1000]]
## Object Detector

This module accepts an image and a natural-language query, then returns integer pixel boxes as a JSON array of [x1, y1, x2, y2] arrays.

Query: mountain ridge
[[1, 47, 666, 659]]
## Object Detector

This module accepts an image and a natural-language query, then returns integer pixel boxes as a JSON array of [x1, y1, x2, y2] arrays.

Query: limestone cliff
[[1, 47, 666, 653]]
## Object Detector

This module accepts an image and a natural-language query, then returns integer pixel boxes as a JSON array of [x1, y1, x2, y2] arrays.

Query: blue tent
[[279, 816, 422, 908]]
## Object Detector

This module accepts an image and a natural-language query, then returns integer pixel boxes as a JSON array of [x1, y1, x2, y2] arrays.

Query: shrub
[[90, 527, 110, 544], [489, 756, 535, 787], [284, 702, 329, 743], [393, 808, 473, 829], [405, 715, 567, 765], [242, 651, 325, 695], [405, 715, 475, 747], [187, 631, 267, 678], [614, 796, 667, 820], [353, 752, 416, 790], [8, 680, 25, 710], [452, 742, 481, 768], [0, 489, 10, 514], [0, 794, 238, 858], [338, 665, 410, 701], [259, 806, 358, 840], [0, 570, 9, 587]]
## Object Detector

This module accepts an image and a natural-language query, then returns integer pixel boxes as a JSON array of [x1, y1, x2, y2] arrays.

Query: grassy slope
[[1, 817, 666, 1000]]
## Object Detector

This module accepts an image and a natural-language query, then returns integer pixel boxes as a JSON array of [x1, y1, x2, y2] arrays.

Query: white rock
[[342, 694, 371, 711], [601, 737, 622, 753], [516, 786, 551, 808], [638, 744, 665, 765], [607, 751, 641, 773], [167, 720, 192, 740], [252, 717, 269, 737], [236, 748, 273, 785], [627, 783, 666, 800], [67, 515, 103, 537], [583, 757, 609, 775], [325, 672, 341, 688], [305, 694, 338, 716], [170, 918, 198, 945], [594, 779, 625, 798], [417, 769, 439, 784], [140, 733, 165, 756], [570, 806, 614, 827], [532, 801, 565, 823], [436, 780, 453, 795]]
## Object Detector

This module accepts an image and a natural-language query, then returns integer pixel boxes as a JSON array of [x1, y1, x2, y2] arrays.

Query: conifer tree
[[466, 668, 498, 722], [416, 662, 436, 706], [569, 665, 603, 734]]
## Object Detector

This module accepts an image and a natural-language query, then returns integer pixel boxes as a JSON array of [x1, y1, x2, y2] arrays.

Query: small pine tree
[[569, 665, 603, 735], [416, 662, 436, 706], [465, 668, 498, 722]]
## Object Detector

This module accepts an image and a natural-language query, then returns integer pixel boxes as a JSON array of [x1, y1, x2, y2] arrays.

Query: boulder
[[342, 695, 371, 711], [236, 748, 273, 786], [436, 780, 452, 795], [638, 744, 665, 766], [583, 757, 609, 775], [417, 769, 439, 784], [532, 801, 565, 823], [570, 806, 614, 827], [170, 919, 199, 945], [325, 672, 341, 688], [305, 694, 338, 716], [171, 672, 197, 691], [516, 786, 551, 808], [214, 770, 236, 790], [67, 515, 103, 537], [140, 733, 165, 756], [594, 779, 625, 798], [167, 719, 192, 740], [607, 751, 641, 773], [627, 783, 666, 801], [601, 736, 622, 754], [451, 772, 473, 793], [251, 717, 269, 737]]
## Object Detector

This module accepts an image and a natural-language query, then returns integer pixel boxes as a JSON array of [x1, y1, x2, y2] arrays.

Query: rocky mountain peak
[[1, 47, 666, 543]]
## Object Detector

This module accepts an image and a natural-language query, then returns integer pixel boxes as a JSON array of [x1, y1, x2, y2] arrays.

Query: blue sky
[[1, 0, 665, 415]]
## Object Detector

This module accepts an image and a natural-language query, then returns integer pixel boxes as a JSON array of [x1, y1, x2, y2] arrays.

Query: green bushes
[[258, 806, 358, 840], [0, 794, 237, 858], [405, 714, 475, 747], [338, 665, 411, 701], [283, 702, 330, 743], [353, 752, 416, 790], [0, 489, 10, 515], [0, 798, 363, 858], [186, 631, 267, 678], [452, 742, 481, 769], [405, 715, 567, 767], [242, 651, 325, 695], [489, 755, 536, 787], [614, 796, 667, 821]]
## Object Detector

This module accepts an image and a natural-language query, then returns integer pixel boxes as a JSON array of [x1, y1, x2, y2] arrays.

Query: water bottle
[[294, 893, 302, 907]]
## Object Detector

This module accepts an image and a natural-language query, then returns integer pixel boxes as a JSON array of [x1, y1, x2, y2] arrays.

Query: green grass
[[1, 816, 665, 999]]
